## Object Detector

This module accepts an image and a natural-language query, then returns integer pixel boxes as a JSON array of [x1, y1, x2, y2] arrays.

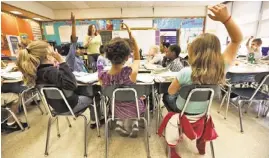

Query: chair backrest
[[101, 84, 151, 102], [101, 84, 152, 120], [255, 72, 269, 85], [37, 84, 76, 117], [178, 85, 217, 115]]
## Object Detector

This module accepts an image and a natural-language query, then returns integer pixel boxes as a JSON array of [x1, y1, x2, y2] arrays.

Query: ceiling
[[38, 1, 220, 10]]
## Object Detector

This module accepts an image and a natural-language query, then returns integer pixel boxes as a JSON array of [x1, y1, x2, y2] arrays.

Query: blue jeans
[[163, 93, 180, 112]]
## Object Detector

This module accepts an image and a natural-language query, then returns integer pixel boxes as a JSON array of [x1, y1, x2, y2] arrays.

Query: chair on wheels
[[220, 72, 269, 133], [20, 87, 47, 128], [159, 85, 218, 158], [40, 85, 99, 158], [101, 84, 152, 158]]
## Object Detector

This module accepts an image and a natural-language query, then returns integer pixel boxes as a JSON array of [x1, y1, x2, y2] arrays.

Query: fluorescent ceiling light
[[10, 11, 22, 15], [33, 17, 42, 21]]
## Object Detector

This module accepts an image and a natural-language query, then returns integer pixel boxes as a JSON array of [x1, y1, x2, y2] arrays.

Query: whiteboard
[[59, 25, 89, 43], [112, 30, 156, 56]]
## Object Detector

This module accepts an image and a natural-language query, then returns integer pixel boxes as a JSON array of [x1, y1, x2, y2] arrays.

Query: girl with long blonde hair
[[166, 4, 243, 156], [16, 40, 100, 127]]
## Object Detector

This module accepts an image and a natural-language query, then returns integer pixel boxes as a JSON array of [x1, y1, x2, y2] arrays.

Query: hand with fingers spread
[[208, 4, 230, 23]]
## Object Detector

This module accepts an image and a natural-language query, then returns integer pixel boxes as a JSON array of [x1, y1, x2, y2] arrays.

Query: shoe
[[115, 124, 129, 137], [90, 118, 105, 129], [5, 122, 28, 132], [129, 123, 139, 138]]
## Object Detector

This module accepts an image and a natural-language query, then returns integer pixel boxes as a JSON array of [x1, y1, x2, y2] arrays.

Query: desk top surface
[[228, 59, 269, 74]]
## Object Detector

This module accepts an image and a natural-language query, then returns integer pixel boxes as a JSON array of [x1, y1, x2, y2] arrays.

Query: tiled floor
[[1, 100, 269, 158]]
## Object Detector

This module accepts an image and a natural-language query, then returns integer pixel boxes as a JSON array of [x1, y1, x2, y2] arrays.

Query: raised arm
[[246, 36, 253, 47], [208, 4, 243, 65], [71, 12, 76, 43], [122, 23, 140, 82]]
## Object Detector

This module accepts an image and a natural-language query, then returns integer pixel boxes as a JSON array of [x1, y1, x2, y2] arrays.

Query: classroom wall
[[42, 18, 204, 45], [53, 6, 206, 20], [1, 12, 34, 56], [4, 1, 55, 19]]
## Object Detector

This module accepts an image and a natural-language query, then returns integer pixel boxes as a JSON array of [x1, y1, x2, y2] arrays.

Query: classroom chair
[[101, 85, 152, 158], [218, 72, 256, 119], [20, 87, 47, 128], [220, 72, 269, 133], [40, 85, 100, 158], [159, 85, 217, 158]]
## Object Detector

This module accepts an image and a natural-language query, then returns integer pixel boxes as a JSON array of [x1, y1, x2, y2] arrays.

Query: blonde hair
[[16, 40, 50, 86], [150, 45, 160, 54], [188, 33, 225, 84]]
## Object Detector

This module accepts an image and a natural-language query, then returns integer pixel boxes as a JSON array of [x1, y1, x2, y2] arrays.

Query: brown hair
[[252, 38, 262, 46], [188, 33, 225, 84], [16, 40, 50, 86], [87, 24, 97, 36]]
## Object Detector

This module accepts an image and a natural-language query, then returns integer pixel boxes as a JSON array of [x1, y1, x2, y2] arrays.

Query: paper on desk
[[137, 74, 154, 83], [74, 72, 98, 83], [1, 71, 23, 80], [1, 65, 16, 73]]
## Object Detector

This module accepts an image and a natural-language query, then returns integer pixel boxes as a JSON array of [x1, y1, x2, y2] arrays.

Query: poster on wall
[[6, 35, 20, 56]]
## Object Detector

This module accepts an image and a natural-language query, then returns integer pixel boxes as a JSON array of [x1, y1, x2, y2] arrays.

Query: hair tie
[[26, 48, 30, 53]]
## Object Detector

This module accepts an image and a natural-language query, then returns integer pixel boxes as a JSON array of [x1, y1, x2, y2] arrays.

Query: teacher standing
[[83, 24, 102, 64]]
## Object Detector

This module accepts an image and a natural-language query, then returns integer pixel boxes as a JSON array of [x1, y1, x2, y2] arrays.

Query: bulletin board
[[112, 30, 156, 55]]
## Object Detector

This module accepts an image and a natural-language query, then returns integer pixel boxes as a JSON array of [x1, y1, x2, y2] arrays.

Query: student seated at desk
[[166, 4, 242, 156], [65, 12, 88, 72], [1, 78, 28, 132], [16, 40, 101, 128], [97, 45, 109, 69], [246, 36, 263, 59], [98, 23, 144, 138], [146, 45, 163, 65], [162, 45, 183, 72]]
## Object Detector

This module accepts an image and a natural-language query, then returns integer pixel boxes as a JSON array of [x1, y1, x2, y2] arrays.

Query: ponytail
[[16, 41, 49, 87]]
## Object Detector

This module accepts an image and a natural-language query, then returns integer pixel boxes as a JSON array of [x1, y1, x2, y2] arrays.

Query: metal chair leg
[[238, 103, 244, 133], [142, 118, 150, 158], [210, 141, 215, 158], [218, 92, 227, 113], [257, 101, 262, 118], [5, 108, 24, 131], [37, 90, 48, 115], [156, 97, 160, 134], [225, 86, 231, 119], [147, 97, 151, 137], [264, 106, 269, 117], [44, 117, 52, 156], [105, 118, 111, 158], [167, 146, 171, 158], [79, 115, 88, 158], [56, 117, 60, 137], [20, 93, 30, 128], [66, 117, 72, 128], [93, 99, 100, 137]]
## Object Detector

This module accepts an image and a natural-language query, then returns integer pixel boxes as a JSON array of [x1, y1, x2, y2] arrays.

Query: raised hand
[[71, 12, 75, 23], [208, 4, 230, 23], [122, 23, 131, 34]]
